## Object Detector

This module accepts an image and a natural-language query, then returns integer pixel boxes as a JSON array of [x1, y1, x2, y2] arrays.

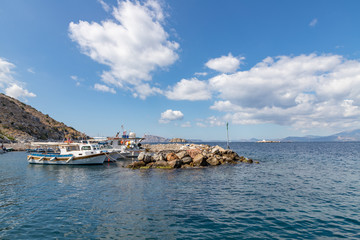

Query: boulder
[[168, 159, 182, 168], [143, 154, 153, 164], [152, 153, 163, 162], [193, 154, 207, 166], [206, 157, 220, 166], [128, 161, 146, 169], [242, 158, 253, 164], [214, 145, 225, 152], [166, 152, 179, 161], [223, 157, 236, 164], [222, 151, 239, 161], [187, 148, 202, 158], [153, 160, 169, 167], [181, 156, 192, 164], [176, 150, 189, 159], [138, 152, 145, 161]]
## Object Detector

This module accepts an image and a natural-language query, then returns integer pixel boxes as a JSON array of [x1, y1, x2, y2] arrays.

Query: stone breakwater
[[127, 144, 259, 169]]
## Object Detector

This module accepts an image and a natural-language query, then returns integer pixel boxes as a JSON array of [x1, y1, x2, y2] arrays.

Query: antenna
[[226, 122, 230, 149]]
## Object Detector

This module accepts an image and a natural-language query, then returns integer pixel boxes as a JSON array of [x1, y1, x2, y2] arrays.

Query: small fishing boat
[[107, 131, 144, 159], [27, 142, 116, 165]]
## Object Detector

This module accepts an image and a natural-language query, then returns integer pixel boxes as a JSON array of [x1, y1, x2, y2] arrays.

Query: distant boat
[[27, 142, 117, 165], [256, 139, 280, 143]]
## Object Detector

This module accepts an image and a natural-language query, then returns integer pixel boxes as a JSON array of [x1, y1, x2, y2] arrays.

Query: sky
[[1, 0, 360, 140]]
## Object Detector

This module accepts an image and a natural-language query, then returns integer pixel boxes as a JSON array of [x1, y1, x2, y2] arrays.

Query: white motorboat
[[27, 142, 117, 165]]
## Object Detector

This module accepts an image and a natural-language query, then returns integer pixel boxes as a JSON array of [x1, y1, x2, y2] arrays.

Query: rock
[[213, 145, 225, 153], [166, 152, 179, 161], [187, 148, 202, 159], [152, 153, 163, 162], [181, 156, 192, 164], [128, 161, 146, 169], [206, 157, 220, 166], [168, 159, 182, 168], [223, 157, 236, 164], [143, 154, 153, 164], [153, 160, 169, 167], [176, 150, 188, 159], [193, 154, 207, 166], [181, 164, 192, 168], [242, 158, 253, 164], [211, 148, 219, 154], [138, 152, 145, 161], [222, 151, 239, 161]]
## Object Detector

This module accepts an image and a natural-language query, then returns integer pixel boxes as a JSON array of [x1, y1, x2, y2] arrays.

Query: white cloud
[[208, 53, 360, 131], [27, 68, 35, 74], [0, 57, 36, 100], [181, 121, 191, 127], [71, 75, 83, 86], [195, 72, 208, 76], [69, 0, 179, 99], [5, 84, 36, 99], [159, 109, 184, 123], [205, 53, 244, 73], [94, 83, 116, 94], [309, 18, 318, 27], [165, 78, 211, 101], [98, 0, 110, 12], [196, 116, 225, 128]]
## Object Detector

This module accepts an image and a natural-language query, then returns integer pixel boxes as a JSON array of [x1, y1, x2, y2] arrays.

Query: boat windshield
[[81, 146, 91, 150]]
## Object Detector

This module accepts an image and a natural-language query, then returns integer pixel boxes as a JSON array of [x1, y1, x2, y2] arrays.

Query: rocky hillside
[[0, 93, 86, 142]]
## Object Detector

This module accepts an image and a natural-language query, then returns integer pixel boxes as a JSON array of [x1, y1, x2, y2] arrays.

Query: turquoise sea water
[[0, 142, 359, 239]]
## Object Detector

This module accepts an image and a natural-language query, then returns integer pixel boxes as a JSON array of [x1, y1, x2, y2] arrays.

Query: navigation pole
[[226, 122, 230, 149]]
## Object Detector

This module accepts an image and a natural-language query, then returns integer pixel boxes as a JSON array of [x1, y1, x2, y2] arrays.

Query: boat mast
[[226, 122, 230, 149]]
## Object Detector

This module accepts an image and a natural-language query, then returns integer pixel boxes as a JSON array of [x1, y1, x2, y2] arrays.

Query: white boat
[[27, 142, 117, 165], [107, 131, 145, 159]]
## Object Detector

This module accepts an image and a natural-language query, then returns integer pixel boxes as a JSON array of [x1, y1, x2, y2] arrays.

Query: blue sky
[[1, 0, 360, 140]]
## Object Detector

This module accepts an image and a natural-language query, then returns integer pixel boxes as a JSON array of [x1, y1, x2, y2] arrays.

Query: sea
[[0, 142, 359, 239]]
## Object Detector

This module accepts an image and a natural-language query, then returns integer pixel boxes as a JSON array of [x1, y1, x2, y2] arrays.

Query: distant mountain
[[0, 93, 87, 142], [142, 135, 169, 143], [282, 129, 360, 142]]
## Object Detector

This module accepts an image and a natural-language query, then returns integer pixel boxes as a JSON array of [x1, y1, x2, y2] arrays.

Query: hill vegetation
[[0, 93, 86, 142]]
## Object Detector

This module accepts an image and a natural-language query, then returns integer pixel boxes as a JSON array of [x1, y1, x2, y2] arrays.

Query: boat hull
[[28, 153, 106, 165]]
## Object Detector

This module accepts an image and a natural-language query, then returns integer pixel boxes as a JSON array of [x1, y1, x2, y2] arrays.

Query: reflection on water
[[1, 143, 360, 239]]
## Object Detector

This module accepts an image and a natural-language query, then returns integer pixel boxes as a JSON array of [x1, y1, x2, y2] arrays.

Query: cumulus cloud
[[5, 84, 36, 99], [159, 109, 184, 123], [205, 53, 244, 73], [94, 83, 116, 94], [165, 78, 211, 101], [208, 53, 360, 131], [0, 57, 36, 100], [69, 0, 179, 99]]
